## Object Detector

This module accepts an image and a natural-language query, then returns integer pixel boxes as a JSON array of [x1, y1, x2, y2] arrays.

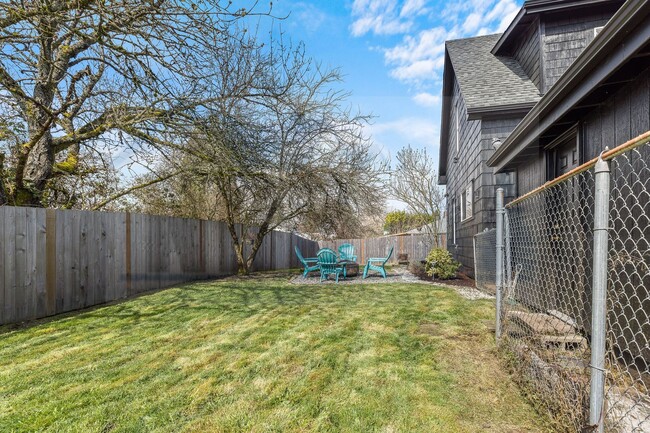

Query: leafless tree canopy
[[0, 0, 272, 206], [391, 146, 444, 247], [181, 41, 386, 273]]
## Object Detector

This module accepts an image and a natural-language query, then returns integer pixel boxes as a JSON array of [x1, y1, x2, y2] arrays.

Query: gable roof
[[492, 0, 625, 56], [446, 34, 541, 113], [438, 34, 540, 183]]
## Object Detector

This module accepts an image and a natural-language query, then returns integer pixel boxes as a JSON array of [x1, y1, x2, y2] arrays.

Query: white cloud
[[400, 0, 428, 18], [412, 92, 440, 107], [350, 0, 424, 36], [294, 3, 329, 33], [390, 60, 438, 81], [379, 0, 522, 84], [462, 12, 482, 34], [370, 117, 439, 145]]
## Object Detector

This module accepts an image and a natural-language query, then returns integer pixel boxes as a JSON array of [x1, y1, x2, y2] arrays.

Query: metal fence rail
[[474, 229, 496, 294], [488, 131, 650, 433]]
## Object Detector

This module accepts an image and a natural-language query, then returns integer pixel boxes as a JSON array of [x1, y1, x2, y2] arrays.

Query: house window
[[546, 125, 579, 180], [460, 181, 473, 221]]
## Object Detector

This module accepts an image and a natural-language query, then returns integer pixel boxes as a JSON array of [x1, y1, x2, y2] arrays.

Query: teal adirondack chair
[[295, 246, 319, 278], [338, 243, 357, 262], [362, 246, 394, 279], [317, 248, 345, 283]]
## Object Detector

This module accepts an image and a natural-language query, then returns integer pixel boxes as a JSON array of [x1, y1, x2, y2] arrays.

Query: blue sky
[[270, 0, 522, 174]]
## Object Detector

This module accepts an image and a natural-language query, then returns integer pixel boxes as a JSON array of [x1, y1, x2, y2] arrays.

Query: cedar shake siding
[[513, 19, 541, 91], [542, 10, 614, 93], [445, 78, 481, 276]]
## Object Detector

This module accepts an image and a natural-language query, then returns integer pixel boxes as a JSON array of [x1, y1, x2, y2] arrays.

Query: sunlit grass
[[0, 272, 549, 432]]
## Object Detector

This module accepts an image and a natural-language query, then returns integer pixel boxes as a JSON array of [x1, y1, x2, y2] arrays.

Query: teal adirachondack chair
[[338, 243, 357, 262], [317, 248, 345, 283], [363, 246, 394, 279], [295, 246, 319, 278]]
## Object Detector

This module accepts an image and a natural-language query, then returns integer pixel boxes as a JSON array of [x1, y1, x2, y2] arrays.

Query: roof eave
[[437, 49, 454, 182], [466, 101, 538, 121], [491, 7, 526, 55]]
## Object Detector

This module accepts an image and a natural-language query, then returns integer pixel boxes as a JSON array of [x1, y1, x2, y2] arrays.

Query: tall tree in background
[[391, 146, 444, 247], [0, 0, 271, 206], [383, 210, 434, 234], [183, 41, 385, 274]]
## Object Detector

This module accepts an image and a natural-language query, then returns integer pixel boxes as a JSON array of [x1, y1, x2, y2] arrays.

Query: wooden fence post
[[45, 209, 57, 316], [125, 212, 132, 296]]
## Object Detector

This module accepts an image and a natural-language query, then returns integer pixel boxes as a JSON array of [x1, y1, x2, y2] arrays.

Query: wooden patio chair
[[362, 246, 394, 279], [295, 246, 319, 278], [317, 248, 345, 283], [338, 243, 357, 262]]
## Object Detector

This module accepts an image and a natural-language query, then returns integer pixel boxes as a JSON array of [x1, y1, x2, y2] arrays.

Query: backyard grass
[[0, 272, 548, 433]]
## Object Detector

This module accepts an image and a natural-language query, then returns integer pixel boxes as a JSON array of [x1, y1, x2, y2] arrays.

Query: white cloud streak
[[412, 92, 440, 107], [374, 0, 520, 85], [350, 0, 429, 36]]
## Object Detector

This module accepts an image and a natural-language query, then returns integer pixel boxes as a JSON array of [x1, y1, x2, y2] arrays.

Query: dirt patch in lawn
[[417, 323, 443, 336]]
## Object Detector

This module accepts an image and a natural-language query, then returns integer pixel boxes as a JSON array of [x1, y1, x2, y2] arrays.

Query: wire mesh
[[498, 136, 650, 432], [474, 229, 496, 294], [502, 169, 595, 432], [605, 143, 650, 433]]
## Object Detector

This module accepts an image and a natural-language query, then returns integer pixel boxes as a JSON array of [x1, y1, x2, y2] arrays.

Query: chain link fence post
[[589, 155, 611, 433], [495, 188, 504, 341]]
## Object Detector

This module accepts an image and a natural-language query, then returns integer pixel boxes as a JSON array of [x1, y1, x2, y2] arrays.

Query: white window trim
[[461, 181, 473, 222]]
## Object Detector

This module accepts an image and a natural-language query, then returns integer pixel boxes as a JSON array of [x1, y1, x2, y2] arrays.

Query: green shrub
[[425, 248, 460, 279]]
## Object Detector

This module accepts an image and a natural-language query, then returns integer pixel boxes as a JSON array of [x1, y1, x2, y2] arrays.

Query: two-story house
[[438, 0, 631, 277]]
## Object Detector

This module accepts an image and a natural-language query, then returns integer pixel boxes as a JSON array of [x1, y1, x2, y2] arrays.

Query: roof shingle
[[446, 34, 541, 110]]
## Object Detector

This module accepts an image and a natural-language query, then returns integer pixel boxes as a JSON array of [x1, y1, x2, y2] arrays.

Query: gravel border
[[290, 267, 494, 301]]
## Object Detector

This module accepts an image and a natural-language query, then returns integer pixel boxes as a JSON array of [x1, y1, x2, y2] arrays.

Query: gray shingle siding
[[445, 76, 522, 277], [513, 19, 541, 91], [542, 12, 611, 92]]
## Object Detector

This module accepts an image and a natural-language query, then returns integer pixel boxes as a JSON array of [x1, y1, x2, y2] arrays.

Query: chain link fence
[[605, 143, 650, 432], [482, 132, 650, 433], [474, 229, 497, 294]]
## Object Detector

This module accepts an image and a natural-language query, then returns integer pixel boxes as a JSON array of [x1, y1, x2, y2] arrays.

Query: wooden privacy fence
[[319, 233, 436, 265], [0, 206, 319, 325]]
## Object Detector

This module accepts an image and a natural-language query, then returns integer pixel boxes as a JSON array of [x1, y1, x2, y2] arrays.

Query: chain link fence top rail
[[499, 131, 650, 433], [474, 229, 497, 294]]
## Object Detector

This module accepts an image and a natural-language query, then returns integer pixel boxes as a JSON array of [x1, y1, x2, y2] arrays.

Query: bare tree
[[0, 0, 272, 206], [183, 41, 386, 274], [391, 146, 444, 247]]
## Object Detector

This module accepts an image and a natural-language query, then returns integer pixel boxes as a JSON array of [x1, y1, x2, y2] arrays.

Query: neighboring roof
[[492, 0, 625, 56], [488, 0, 650, 172], [446, 34, 541, 113]]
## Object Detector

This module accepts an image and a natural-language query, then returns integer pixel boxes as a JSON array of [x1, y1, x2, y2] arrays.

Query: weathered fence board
[[0, 207, 318, 325], [320, 233, 438, 265]]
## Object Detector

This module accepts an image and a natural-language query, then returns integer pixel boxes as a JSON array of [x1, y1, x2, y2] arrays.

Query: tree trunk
[[19, 130, 54, 206]]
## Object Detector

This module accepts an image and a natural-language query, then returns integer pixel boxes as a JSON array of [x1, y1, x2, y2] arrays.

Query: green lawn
[[0, 273, 548, 433]]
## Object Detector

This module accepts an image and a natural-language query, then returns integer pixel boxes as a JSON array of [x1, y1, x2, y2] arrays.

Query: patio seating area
[[296, 244, 394, 283]]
